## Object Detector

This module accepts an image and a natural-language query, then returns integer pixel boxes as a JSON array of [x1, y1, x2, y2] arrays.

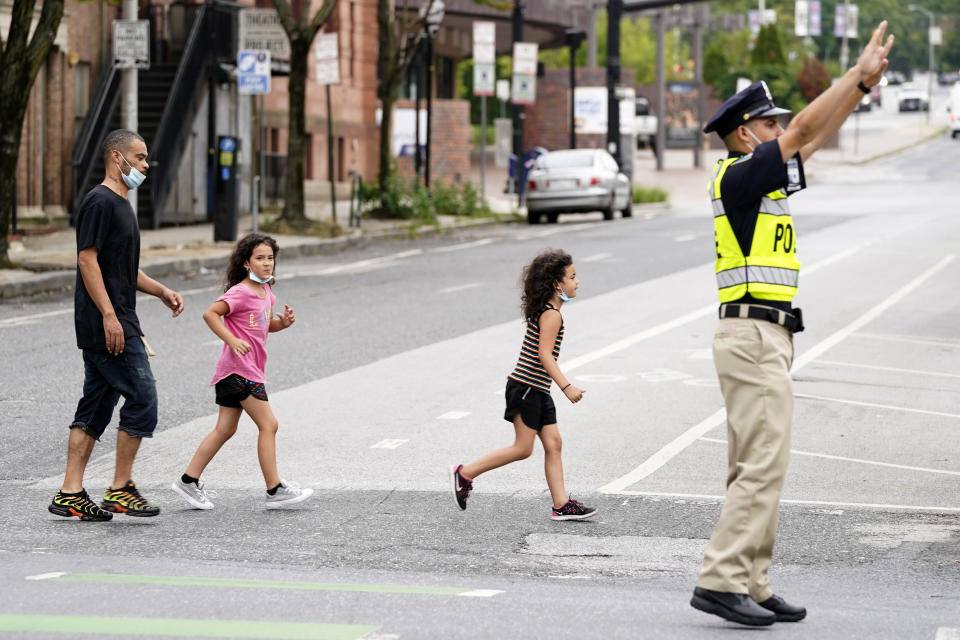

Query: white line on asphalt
[[581, 252, 612, 262], [598, 254, 957, 495], [370, 439, 409, 449], [516, 222, 595, 240], [457, 589, 505, 597], [284, 249, 423, 278], [852, 332, 960, 348], [795, 393, 960, 419], [437, 411, 472, 420], [674, 233, 696, 242], [616, 490, 960, 513], [935, 628, 960, 640], [699, 437, 960, 476], [25, 572, 67, 581], [0, 308, 72, 328], [431, 239, 495, 253], [438, 282, 482, 295], [813, 359, 960, 379]]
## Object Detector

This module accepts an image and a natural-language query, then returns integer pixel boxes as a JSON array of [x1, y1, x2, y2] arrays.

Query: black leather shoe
[[758, 594, 806, 622], [690, 587, 776, 626]]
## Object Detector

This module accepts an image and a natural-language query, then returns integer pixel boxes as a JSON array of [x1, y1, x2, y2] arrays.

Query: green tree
[[751, 23, 787, 67], [273, 0, 337, 227], [0, 0, 65, 267]]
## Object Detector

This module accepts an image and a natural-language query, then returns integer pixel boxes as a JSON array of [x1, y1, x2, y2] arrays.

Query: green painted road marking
[[0, 615, 378, 639], [50, 572, 498, 596]]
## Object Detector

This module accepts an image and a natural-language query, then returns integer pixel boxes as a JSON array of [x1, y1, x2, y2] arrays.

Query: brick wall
[[393, 99, 471, 186]]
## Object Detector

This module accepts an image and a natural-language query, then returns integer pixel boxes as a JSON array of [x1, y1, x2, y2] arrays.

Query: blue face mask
[[557, 288, 571, 302], [248, 270, 272, 284], [116, 151, 146, 189]]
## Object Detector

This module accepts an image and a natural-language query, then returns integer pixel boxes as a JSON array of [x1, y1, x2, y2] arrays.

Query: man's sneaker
[[48, 489, 113, 521], [171, 478, 215, 510], [450, 464, 472, 511], [265, 480, 314, 509], [101, 480, 160, 517], [551, 497, 597, 521]]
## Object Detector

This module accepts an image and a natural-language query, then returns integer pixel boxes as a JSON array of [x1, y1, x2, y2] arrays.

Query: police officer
[[689, 22, 894, 627]]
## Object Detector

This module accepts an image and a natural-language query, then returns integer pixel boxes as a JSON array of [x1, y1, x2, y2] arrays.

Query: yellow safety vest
[[710, 156, 801, 303]]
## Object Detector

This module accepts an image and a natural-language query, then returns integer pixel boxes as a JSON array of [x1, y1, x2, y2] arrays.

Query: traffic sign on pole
[[314, 33, 340, 85], [237, 50, 271, 95], [113, 20, 150, 69]]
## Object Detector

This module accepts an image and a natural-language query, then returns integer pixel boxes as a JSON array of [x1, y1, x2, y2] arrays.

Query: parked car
[[525, 149, 632, 224], [937, 70, 959, 86], [886, 70, 908, 85], [854, 93, 872, 112], [898, 83, 929, 112]]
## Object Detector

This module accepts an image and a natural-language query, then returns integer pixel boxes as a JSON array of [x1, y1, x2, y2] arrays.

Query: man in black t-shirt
[[48, 129, 184, 522]]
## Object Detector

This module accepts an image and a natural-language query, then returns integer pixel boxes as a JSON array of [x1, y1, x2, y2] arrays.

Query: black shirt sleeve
[[75, 188, 114, 253], [720, 139, 805, 210]]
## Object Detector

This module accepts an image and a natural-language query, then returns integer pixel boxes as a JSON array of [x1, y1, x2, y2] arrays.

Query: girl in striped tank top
[[449, 249, 597, 521]]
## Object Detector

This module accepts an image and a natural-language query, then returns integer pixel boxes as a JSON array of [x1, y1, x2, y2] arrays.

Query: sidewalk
[[0, 212, 501, 300]]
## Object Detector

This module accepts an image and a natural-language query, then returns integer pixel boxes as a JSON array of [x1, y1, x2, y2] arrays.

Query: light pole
[[565, 28, 585, 150], [908, 4, 935, 124], [422, 0, 445, 189]]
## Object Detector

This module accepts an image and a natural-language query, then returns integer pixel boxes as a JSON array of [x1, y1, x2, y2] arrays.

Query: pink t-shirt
[[210, 282, 276, 385]]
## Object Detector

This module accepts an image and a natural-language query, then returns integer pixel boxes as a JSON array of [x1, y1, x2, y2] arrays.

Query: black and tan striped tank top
[[508, 303, 563, 394]]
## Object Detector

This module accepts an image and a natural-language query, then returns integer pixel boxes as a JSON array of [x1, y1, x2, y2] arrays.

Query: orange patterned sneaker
[[48, 489, 113, 521], [101, 480, 160, 517]]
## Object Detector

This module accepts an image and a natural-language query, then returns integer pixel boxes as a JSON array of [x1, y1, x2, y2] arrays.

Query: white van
[[949, 84, 960, 139]]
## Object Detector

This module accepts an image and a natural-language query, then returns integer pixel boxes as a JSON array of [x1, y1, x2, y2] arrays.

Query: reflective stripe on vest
[[709, 156, 801, 303]]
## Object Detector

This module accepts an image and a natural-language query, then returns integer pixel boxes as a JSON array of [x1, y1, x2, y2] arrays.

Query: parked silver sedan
[[525, 149, 632, 224]]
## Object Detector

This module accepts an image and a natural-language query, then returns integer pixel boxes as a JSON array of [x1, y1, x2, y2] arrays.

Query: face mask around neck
[[248, 270, 272, 284], [743, 126, 764, 151], [557, 288, 571, 302]]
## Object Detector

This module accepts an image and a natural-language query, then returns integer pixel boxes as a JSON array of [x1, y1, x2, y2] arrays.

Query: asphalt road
[[1, 135, 958, 639]]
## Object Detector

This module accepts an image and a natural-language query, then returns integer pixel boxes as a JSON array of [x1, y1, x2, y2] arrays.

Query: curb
[[811, 126, 949, 167], [0, 217, 504, 299]]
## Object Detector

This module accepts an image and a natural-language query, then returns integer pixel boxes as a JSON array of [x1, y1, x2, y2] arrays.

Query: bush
[[361, 175, 494, 220], [632, 185, 668, 204]]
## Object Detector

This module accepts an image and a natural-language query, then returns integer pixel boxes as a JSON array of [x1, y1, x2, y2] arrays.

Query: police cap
[[704, 80, 792, 138]]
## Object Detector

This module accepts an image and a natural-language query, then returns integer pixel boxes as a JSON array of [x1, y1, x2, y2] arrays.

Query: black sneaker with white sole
[[551, 497, 597, 521], [450, 464, 472, 510]]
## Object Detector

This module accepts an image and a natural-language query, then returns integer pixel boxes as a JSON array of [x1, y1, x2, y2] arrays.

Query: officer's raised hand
[[855, 21, 894, 80]]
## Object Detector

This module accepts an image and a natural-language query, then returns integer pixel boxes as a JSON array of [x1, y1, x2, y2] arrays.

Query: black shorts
[[215, 374, 268, 408], [503, 378, 556, 431]]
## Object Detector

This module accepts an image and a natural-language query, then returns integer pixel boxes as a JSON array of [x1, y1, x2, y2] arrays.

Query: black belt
[[719, 304, 804, 333]]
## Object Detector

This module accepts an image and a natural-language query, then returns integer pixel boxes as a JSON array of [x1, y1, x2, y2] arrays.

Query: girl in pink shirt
[[171, 233, 313, 510]]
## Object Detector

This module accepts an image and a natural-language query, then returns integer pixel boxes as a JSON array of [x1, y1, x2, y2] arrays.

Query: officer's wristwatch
[[857, 81, 871, 94]]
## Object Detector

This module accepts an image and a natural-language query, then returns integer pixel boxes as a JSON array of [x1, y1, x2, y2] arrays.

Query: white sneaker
[[171, 478, 215, 510], [265, 480, 314, 509]]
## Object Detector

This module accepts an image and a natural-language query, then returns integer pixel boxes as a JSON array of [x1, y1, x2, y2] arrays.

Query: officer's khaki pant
[[696, 318, 794, 602]]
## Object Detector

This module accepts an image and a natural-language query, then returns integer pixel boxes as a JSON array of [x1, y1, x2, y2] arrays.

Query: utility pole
[[693, 3, 704, 169], [908, 4, 936, 125], [511, 2, 525, 193], [655, 9, 665, 171], [122, 0, 138, 214], [606, 0, 622, 168], [839, 0, 850, 71], [586, 1, 598, 68]]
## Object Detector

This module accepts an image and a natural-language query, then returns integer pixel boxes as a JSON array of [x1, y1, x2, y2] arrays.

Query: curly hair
[[520, 248, 573, 322], [223, 232, 280, 291]]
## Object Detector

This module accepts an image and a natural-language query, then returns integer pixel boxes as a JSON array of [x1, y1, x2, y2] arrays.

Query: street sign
[[239, 9, 290, 59], [496, 79, 510, 102], [809, 0, 822, 36], [845, 4, 858, 38], [511, 75, 536, 105], [511, 42, 538, 105], [795, 1, 809, 37], [237, 50, 271, 95], [930, 26, 942, 46], [474, 64, 495, 96], [113, 20, 150, 69], [315, 33, 340, 85]]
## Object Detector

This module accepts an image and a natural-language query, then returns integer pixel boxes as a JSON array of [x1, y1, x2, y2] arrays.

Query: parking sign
[[238, 50, 271, 95]]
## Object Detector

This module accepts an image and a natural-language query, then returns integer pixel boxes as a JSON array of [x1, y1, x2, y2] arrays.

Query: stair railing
[[149, 2, 211, 226], [71, 61, 121, 217]]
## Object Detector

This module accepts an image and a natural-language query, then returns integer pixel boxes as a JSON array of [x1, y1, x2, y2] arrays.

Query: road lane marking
[[0, 614, 377, 639], [673, 233, 696, 242], [936, 628, 960, 640], [431, 239, 494, 252], [38, 573, 501, 597], [599, 254, 957, 494], [795, 393, 960, 419], [457, 589, 505, 597], [581, 252, 611, 262], [437, 411, 471, 420], [699, 437, 960, 477], [370, 439, 408, 449], [614, 491, 960, 513], [852, 332, 960, 348], [516, 222, 595, 240], [25, 572, 67, 581], [438, 282, 482, 294], [285, 249, 423, 278], [812, 359, 960, 378]]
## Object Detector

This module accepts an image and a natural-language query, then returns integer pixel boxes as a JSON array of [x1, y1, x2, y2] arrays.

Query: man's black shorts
[[504, 378, 557, 431], [215, 374, 268, 408]]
